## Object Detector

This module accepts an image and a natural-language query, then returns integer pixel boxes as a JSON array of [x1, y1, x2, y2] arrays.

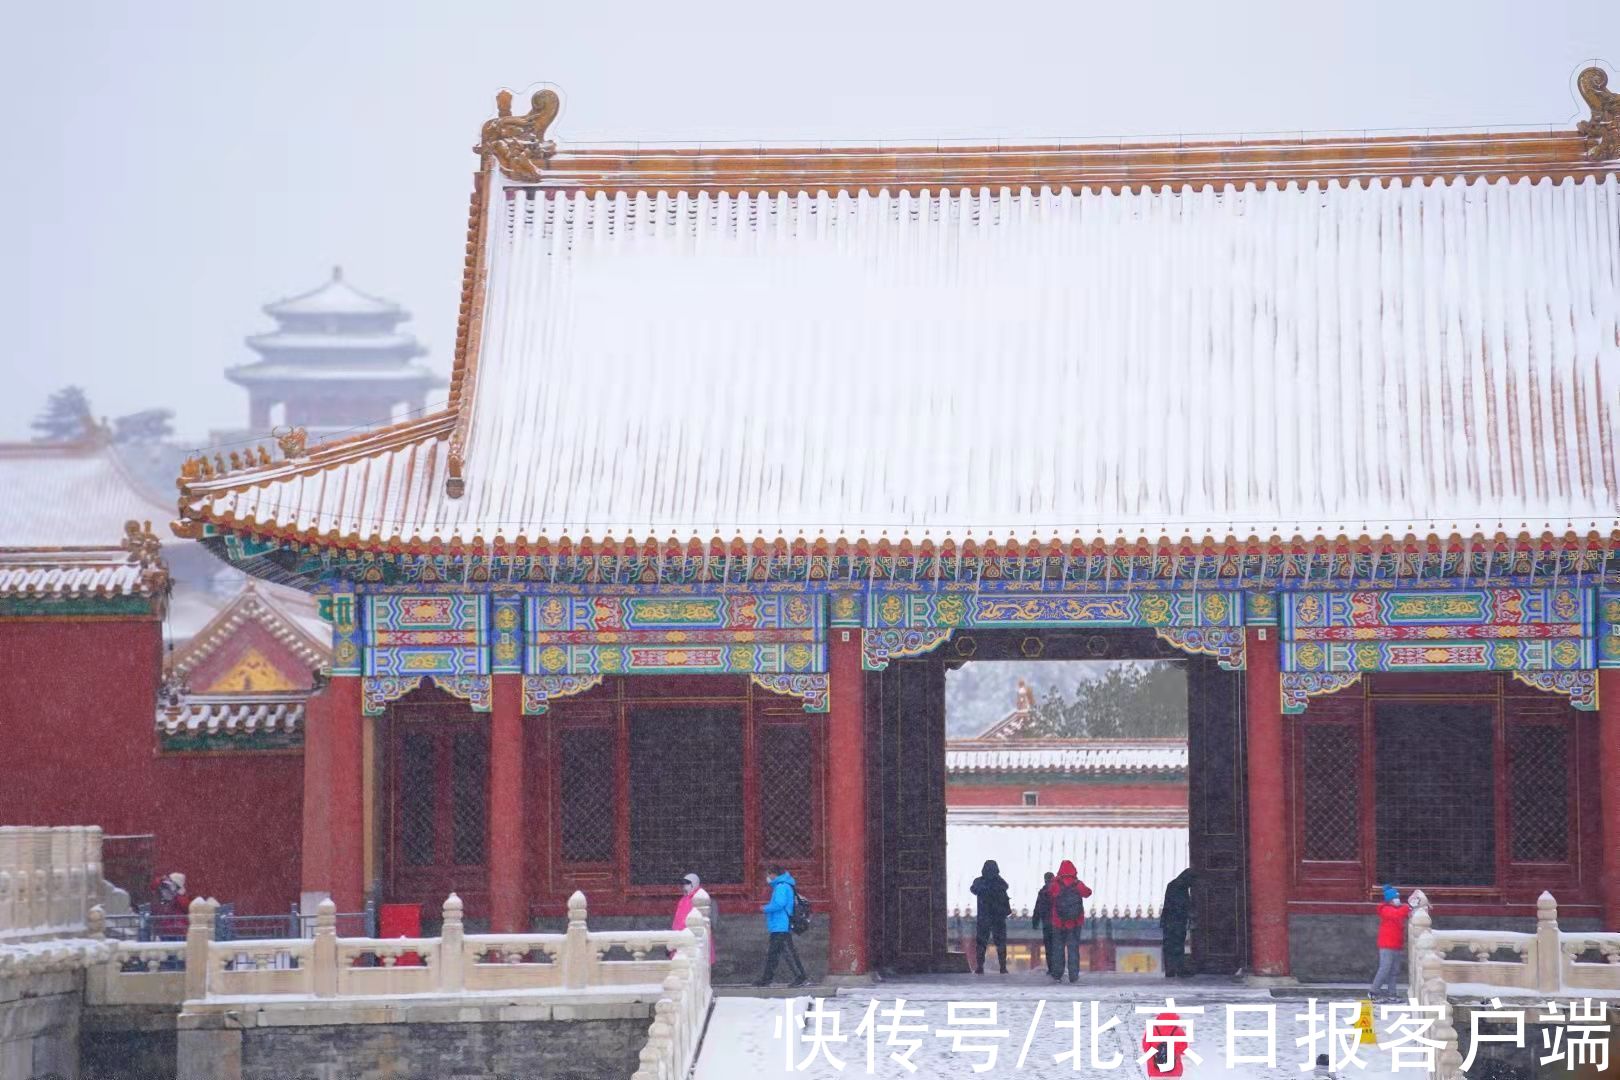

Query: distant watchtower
[[224, 267, 440, 440]]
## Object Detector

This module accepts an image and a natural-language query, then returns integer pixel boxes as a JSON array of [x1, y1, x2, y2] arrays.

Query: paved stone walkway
[[697, 975, 1429, 1079]]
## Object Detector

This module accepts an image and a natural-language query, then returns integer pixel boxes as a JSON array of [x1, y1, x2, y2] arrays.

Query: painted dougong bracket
[[1154, 627, 1246, 670], [361, 675, 492, 716], [1511, 670, 1598, 710], [521, 674, 605, 715], [750, 673, 830, 713], [1280, 672, 1364, 714], [862, 628, 954, 671]]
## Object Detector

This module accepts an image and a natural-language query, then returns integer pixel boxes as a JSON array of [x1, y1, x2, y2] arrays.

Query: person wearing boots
[[969, 859, 1011, 974]]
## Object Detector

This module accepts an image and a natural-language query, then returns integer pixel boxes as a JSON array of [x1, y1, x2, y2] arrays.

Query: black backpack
[[1055, 880, 1084, 922], [789, 887, 812, 935]]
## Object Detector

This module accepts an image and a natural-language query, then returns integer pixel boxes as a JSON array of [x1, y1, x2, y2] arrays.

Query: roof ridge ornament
[[1577, 66, 1620, 160], [476, 88, 561, 182]]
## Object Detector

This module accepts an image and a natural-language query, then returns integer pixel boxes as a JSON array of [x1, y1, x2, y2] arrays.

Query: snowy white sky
[[0, 1, 1615, 439]]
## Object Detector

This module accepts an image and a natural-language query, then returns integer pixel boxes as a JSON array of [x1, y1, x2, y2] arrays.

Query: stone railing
[[0, 826, 113, 941], [0, 826, 122, 981], [89, 887, 714, 1038], [1408, 890, 1620, 997], [1406, 890, 1620, 1080], [632, 890, 713, 1080]]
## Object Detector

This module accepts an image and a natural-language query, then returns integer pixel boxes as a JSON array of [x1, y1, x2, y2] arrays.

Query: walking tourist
[[969, 859, 1011, 974], [1046, 859, 1092, 983], [1031, 871, 1057, 978], [1370, 884, 1413, 999], [752, 864, 807, 987], [672, 872, 714, 964], [1159, 868, 1195, 977]]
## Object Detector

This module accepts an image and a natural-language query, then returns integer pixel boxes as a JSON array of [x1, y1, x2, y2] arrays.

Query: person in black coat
[[1031, 871, 1057, 978], [1160, 868, 1194, 977], [970, 859, 1012, 974]]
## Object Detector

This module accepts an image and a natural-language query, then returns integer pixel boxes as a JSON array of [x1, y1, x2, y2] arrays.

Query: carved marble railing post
[[184, 897, 218, 1001], [14, 828, 36, 932], [561, 890, 591, 990], [1407, 895, 1431, 996], [66, 828, 88, 928], [313, 898, 338, 998], [1534, 891, 1560, 992], [440, 893, 465, 992], [0, 827, 17, 934], [664, 958, 690, 1068], [1416, 932, 1463, 1080], [85, 827, 103, 916], [49, 828, 69, 928]]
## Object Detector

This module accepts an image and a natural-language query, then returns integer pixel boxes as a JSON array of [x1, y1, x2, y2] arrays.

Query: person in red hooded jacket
[[1046, 859, 1093, 983]]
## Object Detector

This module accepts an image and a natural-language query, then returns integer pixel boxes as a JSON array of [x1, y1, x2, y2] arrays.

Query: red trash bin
[[379, 903, 423, 966]]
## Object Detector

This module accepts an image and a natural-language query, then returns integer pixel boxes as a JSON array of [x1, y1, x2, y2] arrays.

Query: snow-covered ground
[[696, 979, 1431, 1080]]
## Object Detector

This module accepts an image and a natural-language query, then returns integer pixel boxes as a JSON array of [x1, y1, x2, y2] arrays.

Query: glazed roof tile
[[176, 89, 1620, 551]]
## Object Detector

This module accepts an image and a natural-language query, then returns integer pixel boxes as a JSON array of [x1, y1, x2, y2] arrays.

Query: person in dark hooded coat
[[1031, 871, 1057, 977], [969, 859, 1012, 974], [1159, 868, 1195, 977]]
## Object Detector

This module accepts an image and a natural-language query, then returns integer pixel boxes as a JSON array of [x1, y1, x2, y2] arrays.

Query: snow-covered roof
[[241, 331, 427, 357], [0, 441, 171, 548], [167, 582, 330, 679], [262, 267, 403, 320], [947, 817, 1189, 920], [157, 694, 306, 735], [0, 546, 165, 599], [175, 100, 1620, 552], [946, 740, 1188, 776]]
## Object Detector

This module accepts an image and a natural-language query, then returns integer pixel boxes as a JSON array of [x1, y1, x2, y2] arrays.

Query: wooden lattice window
[[1374, 703, 1496, 886], [394, 722, 487, 872], [451, 731, 488, 866], [1508, 722, 1569, 863], [558, 726, 616, 863], [399, 731, 437, 867], [628, 707, 745, 886], [759, 724, 815, 861], [1301, 722, 1361, 862]]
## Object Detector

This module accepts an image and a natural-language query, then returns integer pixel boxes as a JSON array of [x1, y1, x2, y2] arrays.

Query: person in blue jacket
[[752, 864, 808, 987]]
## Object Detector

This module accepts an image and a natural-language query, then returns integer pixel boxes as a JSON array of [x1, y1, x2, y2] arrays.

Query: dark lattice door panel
[[1374, 703, 1496, 887], [1508, 722, 1570, 863], [558, 727, 617, 863], [1302, 723, 1361, 861], [399, 731, 437, 867], [451, 731, 489, 866], [628, 708, 745, 886], [759, 724, 815, 861]]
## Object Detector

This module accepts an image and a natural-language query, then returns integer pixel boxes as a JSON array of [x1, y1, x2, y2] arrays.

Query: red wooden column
[[488, 674, 527, 932], [299, 679, 332, 898], [825, 630, 869, 975], [1244, 628, 1291, 976], [304, 675, 365, 912], [1599, 670, 1620, 931]]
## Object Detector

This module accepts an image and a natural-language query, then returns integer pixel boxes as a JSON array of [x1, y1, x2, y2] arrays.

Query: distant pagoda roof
[[229, 267, 438, 386], [263, 266, 405, 321]]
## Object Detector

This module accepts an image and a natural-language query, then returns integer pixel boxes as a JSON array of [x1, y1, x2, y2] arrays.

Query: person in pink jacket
[[672, 872, 715, 964]]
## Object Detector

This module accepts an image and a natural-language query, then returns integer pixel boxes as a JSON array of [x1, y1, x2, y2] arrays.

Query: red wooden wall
[[0, 618, 304, 914]]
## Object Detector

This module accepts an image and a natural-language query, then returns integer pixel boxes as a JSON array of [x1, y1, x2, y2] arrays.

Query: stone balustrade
[[0, 825, 108, 942], [1406, 890, 1620, 1080], [632, 890, 713, 1080], [1407, 890, 1620, 998], [88, 886, 715, 1038]]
